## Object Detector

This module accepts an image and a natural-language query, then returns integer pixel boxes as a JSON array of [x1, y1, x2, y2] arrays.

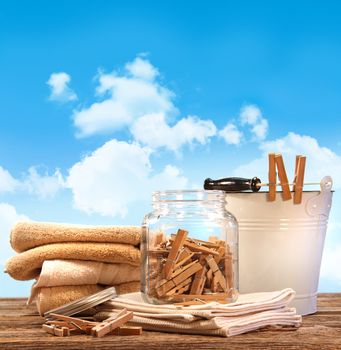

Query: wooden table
[[0, 294, 340, 349]]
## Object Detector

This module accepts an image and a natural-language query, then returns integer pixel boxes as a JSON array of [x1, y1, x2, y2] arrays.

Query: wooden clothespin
[[268, 153, 276, 201], [174, 248, 194, 270], [164, 229, 188, 279], [42, 324, 70, 337], [275, 154, 292, 200], [182, 241, 220, 256], [205, 255, 227, 292], [189, 266, 207, 294], [170, 293, 229, 302], [165, 277, 192, 296], [91, 308, 133, 338], [293, 155, 306, 204], [111, 326, 142, 336], [48, 313, 98, 332], [155, 260, 202, 296]]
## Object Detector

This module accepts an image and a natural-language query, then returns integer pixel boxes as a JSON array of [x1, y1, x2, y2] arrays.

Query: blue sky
[[0, 1, 340, 296]]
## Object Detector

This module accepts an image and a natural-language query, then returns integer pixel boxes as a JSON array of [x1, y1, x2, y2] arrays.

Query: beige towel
[[5, 242, 140, 280], [34, 260, 140, 287], [11, 221, 141, 252], [36, 284, 104, 315], [28, 260, 141, 304], [35, 283, 140, 315], [97, 288, 296, 318], [94, 289, 301, 337], [125, 308, 302, 337]]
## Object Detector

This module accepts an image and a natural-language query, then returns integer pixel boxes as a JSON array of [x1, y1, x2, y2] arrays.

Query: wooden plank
[[0, 295, 341, 350]]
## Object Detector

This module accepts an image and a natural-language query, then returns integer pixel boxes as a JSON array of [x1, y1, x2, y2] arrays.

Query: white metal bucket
[[225, 176, 333, 315]]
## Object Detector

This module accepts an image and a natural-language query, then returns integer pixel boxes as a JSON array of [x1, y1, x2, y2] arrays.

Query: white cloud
[[233, 132, 341, 189], [67, 139, 187, 217], [47, 72, 77, 102], [240, 105, 268, 141], [219, 123, 243, 145], [0, 166, 19, 193], [252, 118, 269, 140], [0, 203, 29, 264], [23, 166, 65, 199], [131, 113, 217, 152], [73, 57, 176, 137], [125, 57, 159, 81], [0, 164, 65, 199]]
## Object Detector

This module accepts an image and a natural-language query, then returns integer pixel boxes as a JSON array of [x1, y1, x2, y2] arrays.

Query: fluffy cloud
[[131, 113, 217, 152], [233, 132, 341, 188], [0, 164, 65, 199], [23, 166, 65, 199], [67, 139, 187, 217], [240, 105, 268, 140], [0, 203, 29, 264], [47, 72, 77, 102], [0, 166, 19, 193], [219, 123, 243, 145], [125, 57, 159, 80], [73, 57, 176, 137]]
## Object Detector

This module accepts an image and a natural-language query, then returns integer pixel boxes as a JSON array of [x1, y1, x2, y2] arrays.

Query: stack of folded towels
[[5, 221, 141, 315], [93, 288, 302, 337]]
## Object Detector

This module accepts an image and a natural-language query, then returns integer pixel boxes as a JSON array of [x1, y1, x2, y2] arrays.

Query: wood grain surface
[[0, 294, 340, 350]]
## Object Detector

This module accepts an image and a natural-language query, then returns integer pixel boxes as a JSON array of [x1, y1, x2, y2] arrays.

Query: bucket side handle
[[306, 176, 333, 217]]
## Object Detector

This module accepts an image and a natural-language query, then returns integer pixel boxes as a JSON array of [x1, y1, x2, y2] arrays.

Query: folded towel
[[34, 260, 140, 287], [11, 221, 141, 252], [36, 284, 105, 315], [27, 260, 141, 303], [97, 288, 296, 318], [115, 281, 140, 295], [5, 242, 140, 280], [124, 307, 301, 337], [93, 289, 302, 337], [35, 283, 140, 315]]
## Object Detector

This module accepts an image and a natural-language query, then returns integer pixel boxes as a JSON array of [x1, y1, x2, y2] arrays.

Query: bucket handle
[[305, 176, 333, 217]]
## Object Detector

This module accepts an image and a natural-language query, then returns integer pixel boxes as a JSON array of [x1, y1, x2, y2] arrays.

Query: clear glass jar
[[141, 190, 238, 304]]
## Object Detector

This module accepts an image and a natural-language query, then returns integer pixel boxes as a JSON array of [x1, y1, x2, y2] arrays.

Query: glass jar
[[141, 190, 238, 305]]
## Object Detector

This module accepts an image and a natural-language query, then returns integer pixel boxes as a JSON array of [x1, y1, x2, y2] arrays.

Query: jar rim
[[152, 189, 226, 202]]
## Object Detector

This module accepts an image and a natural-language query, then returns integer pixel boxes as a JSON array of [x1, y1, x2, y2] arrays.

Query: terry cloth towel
[[27, 260, 141, 304], [34, 260, 140, 287], [11, 221, 141, 252], [93, 288, 302, 337], [35, 282, 140, 315], [5, 242, 140, 280]]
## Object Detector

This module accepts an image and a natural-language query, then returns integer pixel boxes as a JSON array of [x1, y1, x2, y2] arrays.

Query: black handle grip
[[204, 177, 261, 192]]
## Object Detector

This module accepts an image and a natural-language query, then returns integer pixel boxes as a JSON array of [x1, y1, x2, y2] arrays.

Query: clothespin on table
[[91, 308, 133, 338], [293, 155, 306, 204], [275, 154, 292, 201]]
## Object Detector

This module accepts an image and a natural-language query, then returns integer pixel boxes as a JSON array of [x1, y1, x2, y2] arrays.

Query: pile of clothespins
[[148, 229, 234, 303], [268, 153, 306, 204], [42, 309, 142, 337]]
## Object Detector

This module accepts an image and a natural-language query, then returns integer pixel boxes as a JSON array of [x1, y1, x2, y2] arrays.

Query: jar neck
[[152, 190, 226, 215]]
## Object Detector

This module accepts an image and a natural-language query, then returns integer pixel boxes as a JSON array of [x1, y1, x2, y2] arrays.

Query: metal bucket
[[225, 176, 333, 315]]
